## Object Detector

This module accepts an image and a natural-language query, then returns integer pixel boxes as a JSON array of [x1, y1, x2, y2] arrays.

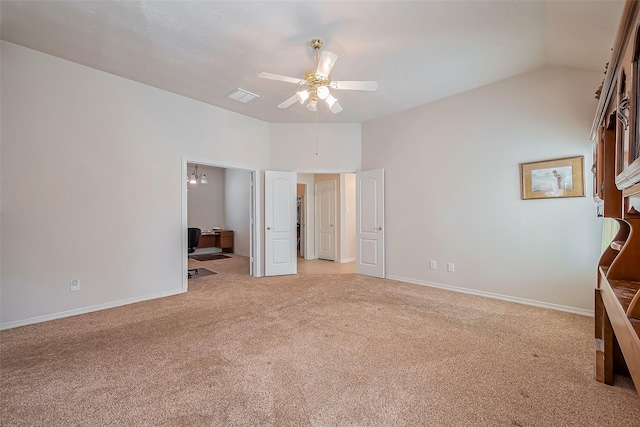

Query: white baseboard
[[339, 257, 356, 263], [2, 276, 592, 330], [385, 275, 593, 317], [0, 288, 186, 330]]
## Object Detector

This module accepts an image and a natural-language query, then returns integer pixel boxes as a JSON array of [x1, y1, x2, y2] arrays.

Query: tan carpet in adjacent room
[[1, 255, 639, 426]]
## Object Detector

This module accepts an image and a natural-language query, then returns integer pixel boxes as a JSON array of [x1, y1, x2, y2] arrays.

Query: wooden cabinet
[[594, 126, 623, 218], [595, 219, 640, 392], [196, 230, 234, 253], [592, 0, 640, 397], [217, 230, 234, 253]]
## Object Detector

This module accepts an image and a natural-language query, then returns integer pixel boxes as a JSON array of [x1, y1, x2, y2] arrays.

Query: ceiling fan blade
[[277, 95, 298, 109], [328, 100, 343, 114], [316, 51, 338, 78], [258, 72, 304, 85], [331, 80, 379, 91]]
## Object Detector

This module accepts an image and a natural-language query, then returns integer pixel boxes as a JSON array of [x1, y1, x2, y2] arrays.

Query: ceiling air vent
[[226, 88, 259, 103]]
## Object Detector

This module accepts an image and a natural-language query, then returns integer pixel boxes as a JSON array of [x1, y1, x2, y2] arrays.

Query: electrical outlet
[[70, 279, 80, 291], [447, 263, 455, 272], [430, 260, 437, 270]]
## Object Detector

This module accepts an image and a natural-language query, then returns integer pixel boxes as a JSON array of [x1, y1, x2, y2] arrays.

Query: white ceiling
[[0, 1, 625, 124]]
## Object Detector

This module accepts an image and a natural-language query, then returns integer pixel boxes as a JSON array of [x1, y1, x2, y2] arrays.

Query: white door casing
[[299, 190, 305, 258], [316, 180, 336, 261], [356, 169, 385, 278], [265, 171, 297, 276]]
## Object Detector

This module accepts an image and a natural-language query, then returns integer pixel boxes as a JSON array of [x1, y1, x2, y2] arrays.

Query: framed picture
[[520, 156, 585, 200]]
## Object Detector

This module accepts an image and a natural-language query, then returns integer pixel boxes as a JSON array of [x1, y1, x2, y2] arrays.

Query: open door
[[265, 171, 297, 276], [356, 169, 385, 278]]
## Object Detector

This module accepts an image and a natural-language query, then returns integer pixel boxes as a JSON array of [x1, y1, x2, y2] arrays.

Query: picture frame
[[519, 156, 585, 200]]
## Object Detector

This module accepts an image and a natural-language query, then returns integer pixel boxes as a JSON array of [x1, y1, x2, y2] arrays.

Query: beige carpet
[[1, 255, 638, 426]]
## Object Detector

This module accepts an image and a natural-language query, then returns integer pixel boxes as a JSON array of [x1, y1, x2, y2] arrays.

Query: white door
[[316, 180, 336, 261], [265, 171, 297, 276], [356, 169, 385, 278]]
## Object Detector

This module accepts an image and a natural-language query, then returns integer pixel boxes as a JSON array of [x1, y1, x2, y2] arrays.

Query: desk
[[197, 230, 234, 253]]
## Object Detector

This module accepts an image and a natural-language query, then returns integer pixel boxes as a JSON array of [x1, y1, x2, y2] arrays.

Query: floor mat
[[189, 253, 231, 261], [188, 268, 216, 279]]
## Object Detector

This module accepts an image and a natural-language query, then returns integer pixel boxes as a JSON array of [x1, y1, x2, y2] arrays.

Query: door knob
[[267, 226, 272, 230], [377, 226, 383, 231]]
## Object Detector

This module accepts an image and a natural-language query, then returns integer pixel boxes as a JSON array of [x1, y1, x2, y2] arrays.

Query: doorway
[[183, 159, 258, 290], [265, 169, 382, 277], [296, 173, 356, 264]]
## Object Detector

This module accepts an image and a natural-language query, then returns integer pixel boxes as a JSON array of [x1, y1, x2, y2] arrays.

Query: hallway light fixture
[[188, 165, 207, 184]]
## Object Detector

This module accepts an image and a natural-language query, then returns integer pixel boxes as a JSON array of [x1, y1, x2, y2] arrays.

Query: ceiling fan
[[258, 38, 378, 114]]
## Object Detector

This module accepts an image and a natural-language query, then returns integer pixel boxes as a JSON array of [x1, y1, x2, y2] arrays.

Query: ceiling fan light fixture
[[307, 98, 317, 111], [325, 94, 338, 108], [316, 85, 330, 100], [329, 101, 343, 114], [296, 89, 310, 104]]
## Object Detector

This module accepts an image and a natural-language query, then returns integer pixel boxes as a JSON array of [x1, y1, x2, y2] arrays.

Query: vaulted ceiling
[[0, 1, 625, 123]]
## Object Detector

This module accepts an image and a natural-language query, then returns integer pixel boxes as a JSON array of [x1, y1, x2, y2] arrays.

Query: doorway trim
[[182, 156, 260, 292]]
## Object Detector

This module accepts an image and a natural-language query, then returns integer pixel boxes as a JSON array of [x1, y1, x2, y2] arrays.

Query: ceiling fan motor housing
[[310, 38, 324, 50], [304, 70, 331, 96]]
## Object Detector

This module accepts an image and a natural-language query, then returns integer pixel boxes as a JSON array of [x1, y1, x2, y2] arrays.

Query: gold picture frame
[[520, 156, 585, 200]]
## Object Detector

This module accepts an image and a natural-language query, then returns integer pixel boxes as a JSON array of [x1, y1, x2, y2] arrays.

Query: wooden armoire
[[592, 0, 640, 397]]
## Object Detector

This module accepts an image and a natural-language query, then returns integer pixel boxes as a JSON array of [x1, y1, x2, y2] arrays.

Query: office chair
[[187, 227, 201, 278]]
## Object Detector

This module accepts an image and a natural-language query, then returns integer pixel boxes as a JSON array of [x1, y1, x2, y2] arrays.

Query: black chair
[[188, 227, 201, 278]]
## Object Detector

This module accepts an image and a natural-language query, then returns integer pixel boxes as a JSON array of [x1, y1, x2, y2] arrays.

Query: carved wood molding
[[591, 0, 640, 139]]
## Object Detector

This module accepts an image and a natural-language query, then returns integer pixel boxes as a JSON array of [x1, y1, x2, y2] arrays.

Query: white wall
[[264, 124, 359, 268], [1, 42, 270, 327], [268, 122, 360, 264], [187, 164, 225, 230], [224, 168, 252, 257], [1, 41, 606, 326], [362, 65, 603, 313], [269, 123, 361, 172]]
